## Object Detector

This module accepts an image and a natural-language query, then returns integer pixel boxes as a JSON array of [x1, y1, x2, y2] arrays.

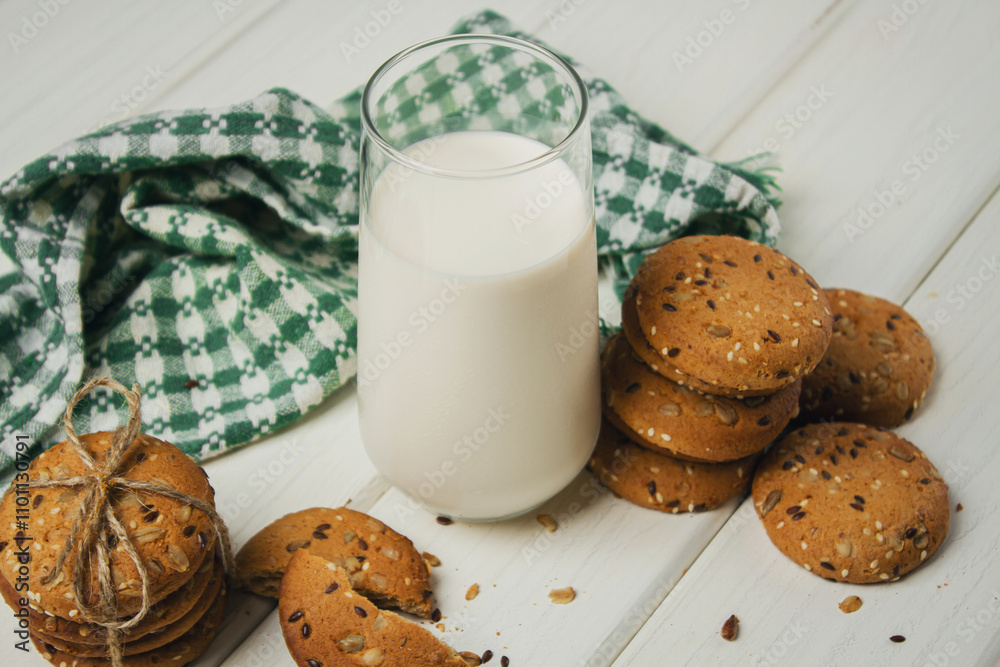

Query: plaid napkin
[[0, 10, 780, 473]]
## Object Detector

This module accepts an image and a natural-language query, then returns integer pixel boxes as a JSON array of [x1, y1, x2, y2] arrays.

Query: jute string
[[2, 377, 235, 666]]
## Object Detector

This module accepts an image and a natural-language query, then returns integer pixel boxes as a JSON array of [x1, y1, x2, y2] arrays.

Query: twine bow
[[4, 377, 235, 666]]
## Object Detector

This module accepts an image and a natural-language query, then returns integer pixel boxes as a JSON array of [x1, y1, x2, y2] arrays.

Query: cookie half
[[752, 423, 949, 583], [235, 507, 432, 617], [632, 235, 832, 394], [602, 333, 800, 462], [279, 550, 467, 667], [799, 288, 934, 427], [589, 418, 757, 513]]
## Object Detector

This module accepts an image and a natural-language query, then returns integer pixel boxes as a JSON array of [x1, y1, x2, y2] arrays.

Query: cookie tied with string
[[0, 377, 235, 667], [0, 431, 217, 620]]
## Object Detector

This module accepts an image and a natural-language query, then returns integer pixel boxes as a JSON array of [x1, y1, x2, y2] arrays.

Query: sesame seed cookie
[[752, 423, 949, 583], [235, 507, 432, 617], [279, 549, 468, 667], [632, 235, 832, 395], [0, 546, 216, 646], [589, 418, 758, 513], [799, 288, 935, 427], [30, 578, 226, 667], [621, 283, 769, 397], [30, 560, 223, 657], [0, 432, 217, 620], [602, 333, 801, 462]]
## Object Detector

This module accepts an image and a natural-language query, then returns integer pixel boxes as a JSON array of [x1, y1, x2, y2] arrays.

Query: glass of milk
[[358, 34, 599, 521]]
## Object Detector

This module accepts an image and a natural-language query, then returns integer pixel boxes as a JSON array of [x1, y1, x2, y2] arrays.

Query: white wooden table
[[3, 1, 1000, 665]]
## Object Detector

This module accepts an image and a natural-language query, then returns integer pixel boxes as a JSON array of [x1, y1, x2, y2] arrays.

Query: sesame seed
[[647, 427, 655, 437], [812, 319, 822, 326], [801, 541, 808, 550], [791, 338, 799, 348], [661, 434, 671, 441]]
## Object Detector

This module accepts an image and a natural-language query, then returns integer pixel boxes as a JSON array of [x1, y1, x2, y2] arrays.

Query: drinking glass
[[358, 34, 599, 521]]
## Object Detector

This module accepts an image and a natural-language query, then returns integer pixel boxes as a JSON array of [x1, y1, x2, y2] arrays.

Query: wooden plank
[[710, 0, 1000, 303], [0, 0, 284, 181], [533, 0, 849, 150], [224, 480, 750, 667], [146, 0, 557, 116], [614, 183, 1000, 666]]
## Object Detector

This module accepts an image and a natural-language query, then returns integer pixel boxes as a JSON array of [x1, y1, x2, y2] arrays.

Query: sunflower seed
[[174, 506, 192, 522], [549, 587, 575, 604], [131, 526, 165, 544], [721, 615, 739, 641], [286, 539, 311, 553], [714, 402, 738, 426], [339, 635, 365, 652], [835, 533, 853, 558], [888, 446, 914, 462], [536, 515, 558, 533], [165, 544, 190, 573], [372, 613, 388, 631], [657, 402, 681, 417], [362, 648, 386, 665], [895, 382, 909, 400], [839, 596, 863, 613], [370, 574, 388, 591], [761, 490, 782, 517], [695, 400, 715, 417], [706, 324, 731, 338]]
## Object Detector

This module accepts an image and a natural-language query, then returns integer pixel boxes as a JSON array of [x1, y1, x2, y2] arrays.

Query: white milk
[[357, 131, 600, 520]]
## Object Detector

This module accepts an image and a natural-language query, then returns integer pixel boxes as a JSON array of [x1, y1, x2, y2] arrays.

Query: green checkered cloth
[[0, 10, 780, 474]]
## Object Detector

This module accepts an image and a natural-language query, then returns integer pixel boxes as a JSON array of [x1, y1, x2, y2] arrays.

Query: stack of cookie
[[590, 235, 833, 512], [0, 431, 226, 666]]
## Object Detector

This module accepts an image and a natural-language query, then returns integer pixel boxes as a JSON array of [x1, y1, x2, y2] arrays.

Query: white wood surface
[[2, 1, 999, 666]]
